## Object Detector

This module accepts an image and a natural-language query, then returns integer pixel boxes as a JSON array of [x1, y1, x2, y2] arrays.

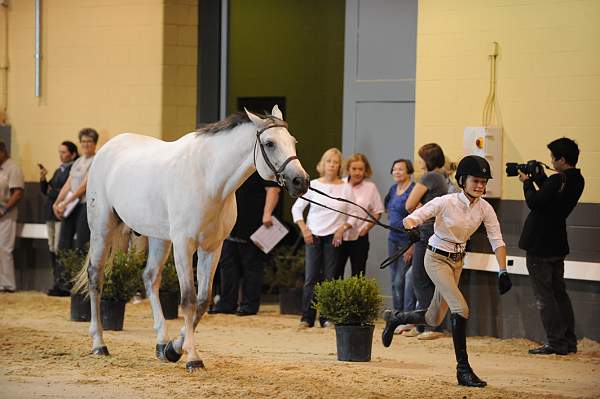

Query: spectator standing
[[335, 153, 384, 278], [444, 157, 459, 194], [403, 143, 448, 339], [40, 141, 78, 296], [384, 159, 415, 318], [209, 172, 281, 316], [0, 140, 24, 293], [292, 148, 355, 328]]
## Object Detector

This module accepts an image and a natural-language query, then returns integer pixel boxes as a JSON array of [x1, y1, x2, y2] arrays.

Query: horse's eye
[[265, 141, 275, 149]]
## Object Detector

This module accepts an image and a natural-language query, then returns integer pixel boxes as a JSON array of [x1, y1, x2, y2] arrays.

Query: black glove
[[407, 226, 420, 244], [498, 271, 512, 295]]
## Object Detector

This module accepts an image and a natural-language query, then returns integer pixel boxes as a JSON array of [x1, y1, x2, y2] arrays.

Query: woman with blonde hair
[[335, 153, 384, 278], [292, 148, 355, 328]]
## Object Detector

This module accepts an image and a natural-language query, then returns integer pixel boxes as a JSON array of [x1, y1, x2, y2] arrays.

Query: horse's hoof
[[156, 344, 167, 361], [92, 346, 110, 356], [186, 360, 206, 373], [164, 340, 182, 363]]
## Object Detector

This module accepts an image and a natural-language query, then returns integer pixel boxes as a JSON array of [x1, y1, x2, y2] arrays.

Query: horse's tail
[[72, 251, 91, 294], [71, 224, 132, 295]]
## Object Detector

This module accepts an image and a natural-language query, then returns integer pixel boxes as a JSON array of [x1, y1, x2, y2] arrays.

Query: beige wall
[[162, 0, 198, 142], [3, 0, 197, 181], [415, 0, 600, 202]]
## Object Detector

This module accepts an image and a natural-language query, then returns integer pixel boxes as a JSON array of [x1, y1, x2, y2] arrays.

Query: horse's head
[[245, 105, 310, 198]]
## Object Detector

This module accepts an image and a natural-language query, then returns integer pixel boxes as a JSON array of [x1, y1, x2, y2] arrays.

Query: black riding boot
[[382, 309, 427, 347], [451, 313, 487, 388]]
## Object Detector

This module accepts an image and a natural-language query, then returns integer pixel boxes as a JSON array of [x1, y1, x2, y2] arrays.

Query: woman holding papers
[[53, 128, 98, 263], [292, 148, 356, 329]]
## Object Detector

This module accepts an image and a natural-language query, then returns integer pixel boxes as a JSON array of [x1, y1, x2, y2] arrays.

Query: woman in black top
[[40, 141, 78, 296]]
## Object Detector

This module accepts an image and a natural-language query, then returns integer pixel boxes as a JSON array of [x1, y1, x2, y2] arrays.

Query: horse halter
[[254, 122, 298, 188]]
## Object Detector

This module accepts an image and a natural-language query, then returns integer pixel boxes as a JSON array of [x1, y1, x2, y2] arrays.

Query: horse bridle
[[254, 119, 298, 188]]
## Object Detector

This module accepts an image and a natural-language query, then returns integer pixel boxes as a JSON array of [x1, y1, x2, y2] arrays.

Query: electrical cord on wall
[[482, 42, 498, 127]]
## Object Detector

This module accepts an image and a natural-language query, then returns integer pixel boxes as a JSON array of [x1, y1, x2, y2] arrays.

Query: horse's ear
[[271, 104, 283, 120], [244, 108, 265, 127]]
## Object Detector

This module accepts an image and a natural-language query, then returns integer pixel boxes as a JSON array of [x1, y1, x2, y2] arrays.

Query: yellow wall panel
[[416, 0, 600, 203]]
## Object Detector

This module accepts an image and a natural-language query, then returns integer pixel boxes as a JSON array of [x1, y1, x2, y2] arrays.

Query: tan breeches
[[424, 249, 469, 326]]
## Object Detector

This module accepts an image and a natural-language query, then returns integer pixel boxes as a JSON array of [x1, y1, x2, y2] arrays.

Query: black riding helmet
[[455, 155, 492, 188]]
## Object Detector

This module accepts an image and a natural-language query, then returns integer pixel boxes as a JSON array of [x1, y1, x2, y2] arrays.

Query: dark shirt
[[418, 170, 448, 232], [519, 168, 585, 257], [40, 162, 73, 221], [230, 172, 279, 241]]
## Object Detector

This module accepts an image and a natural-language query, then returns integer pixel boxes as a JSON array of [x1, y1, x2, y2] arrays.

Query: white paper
[[63, 191, 79, 218], [250, 216, 289, 254]]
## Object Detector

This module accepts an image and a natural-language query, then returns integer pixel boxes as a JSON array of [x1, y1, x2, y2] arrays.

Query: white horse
[[79, 105, 309, 372]]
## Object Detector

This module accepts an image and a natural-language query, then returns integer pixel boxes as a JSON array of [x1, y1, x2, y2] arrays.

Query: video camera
[[505, 160, 546, 178]]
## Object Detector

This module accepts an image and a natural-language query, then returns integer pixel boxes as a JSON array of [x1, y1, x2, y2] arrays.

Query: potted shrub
[[266, 245, 305, 315], [159, 254, 180, 320], [57, 248, 90, 322], [100, 248, 145, 331], [314, 275, 383, 362]]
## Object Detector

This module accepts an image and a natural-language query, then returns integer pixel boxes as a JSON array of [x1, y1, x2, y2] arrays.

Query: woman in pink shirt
[[335, 153, 384, 278]]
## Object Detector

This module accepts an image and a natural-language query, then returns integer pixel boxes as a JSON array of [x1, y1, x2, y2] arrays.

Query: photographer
[[518, 137, 585, 356]]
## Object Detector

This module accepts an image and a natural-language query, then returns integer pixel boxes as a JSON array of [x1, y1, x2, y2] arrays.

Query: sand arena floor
[[1, 292, 599, 399]]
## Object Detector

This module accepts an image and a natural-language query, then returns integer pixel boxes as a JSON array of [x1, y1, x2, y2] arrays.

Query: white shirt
[[404, 192, 505, 253], [344, 179, 384, 241], [291, 179, 356, 237], [69, 155, 94, 203]]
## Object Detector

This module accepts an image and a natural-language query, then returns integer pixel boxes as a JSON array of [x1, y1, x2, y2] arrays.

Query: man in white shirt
[[381, 155, 512, 388], [0, 141, 24, 292]]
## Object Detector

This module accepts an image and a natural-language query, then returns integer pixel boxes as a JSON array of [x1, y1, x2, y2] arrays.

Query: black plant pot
[[70, 293, 91, 322], [335, 324, 375, 362], [278, 287, 303, 315], [159, 290, 179, 320], [101, 300, 126, 331]]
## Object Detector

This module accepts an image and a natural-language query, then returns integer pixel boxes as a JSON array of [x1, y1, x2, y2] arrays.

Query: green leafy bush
[[265, 245, 304, 291], [102, 249, 145, 302], [314, 275, 383, 326], [57, 247, 86, 283], [161, 253, 180, 293]]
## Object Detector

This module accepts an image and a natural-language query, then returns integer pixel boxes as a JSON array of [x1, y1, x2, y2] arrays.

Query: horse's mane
[[196, 112, 287, 135]]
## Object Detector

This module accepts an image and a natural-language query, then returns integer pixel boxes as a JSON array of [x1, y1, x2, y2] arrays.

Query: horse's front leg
[[142, 238, 172, 361], [193, 244, 223, 328], [169, 240, 203, 372]]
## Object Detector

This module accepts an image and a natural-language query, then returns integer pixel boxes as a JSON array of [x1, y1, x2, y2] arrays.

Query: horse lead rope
[[299, 185, 419, 269]]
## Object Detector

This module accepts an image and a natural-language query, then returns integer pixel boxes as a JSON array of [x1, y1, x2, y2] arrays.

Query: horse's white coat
[[84, 106, 309, 368]]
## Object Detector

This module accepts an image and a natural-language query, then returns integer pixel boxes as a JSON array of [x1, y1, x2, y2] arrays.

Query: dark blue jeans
[[404, 263, 417, 311], [302, 234, 339, 326], [388, 239, 411, 311], [412, 224, 442, 332], [526, 255, 576, 352], [56, 203, 90, 290]]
